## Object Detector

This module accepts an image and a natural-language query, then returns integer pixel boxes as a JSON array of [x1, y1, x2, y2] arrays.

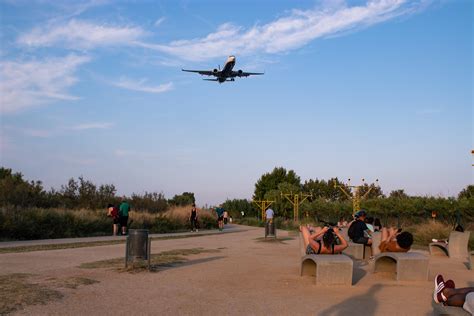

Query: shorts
[[464, 292, 474, 315], [119, 216, 128, 227], [353, 237, 370, 245], [217, 216, 224, 221], [306, 244, 318, 255], [379, 240, 407, 253], [113, 217, 119, 224]]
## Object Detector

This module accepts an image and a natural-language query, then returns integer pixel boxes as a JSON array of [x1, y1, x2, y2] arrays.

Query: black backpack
[[348, 221, 356, 240]]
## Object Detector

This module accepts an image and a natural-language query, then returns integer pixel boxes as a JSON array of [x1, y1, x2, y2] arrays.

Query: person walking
[[215, 206, 225, 231], [190, 204, 198, 232], [119, 200, 130, 235], [107, 204, 119, 236]]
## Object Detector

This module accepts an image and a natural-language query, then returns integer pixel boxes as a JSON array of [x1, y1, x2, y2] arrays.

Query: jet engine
[[213, 69, 218, 74], [237, 70, 243, 75]]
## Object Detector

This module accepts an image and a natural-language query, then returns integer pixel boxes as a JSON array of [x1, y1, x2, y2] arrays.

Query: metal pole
[[147, 238, 151, 271], [125, 236, 129, 268]]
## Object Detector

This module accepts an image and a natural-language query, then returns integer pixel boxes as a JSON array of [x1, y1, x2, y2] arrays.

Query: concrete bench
[[432, 300, 471, 316], [429, 231, 471, 260], [340, 230, 381, 260], [299, 232, 353, 286], [343, 242, 367, 260], [373, 252, 429, 281]]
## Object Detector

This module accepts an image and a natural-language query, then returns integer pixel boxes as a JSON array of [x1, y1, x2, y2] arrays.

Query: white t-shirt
[[464, 292, 474, 314], [265, 208, 274, 219]]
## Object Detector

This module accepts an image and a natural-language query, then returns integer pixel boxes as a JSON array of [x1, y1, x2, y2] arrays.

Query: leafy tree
[[389, 189, 409, 199], [302, 177, 351, 201], [458, 185, 474, 199], [254, 167, 301, 200], [358, 183, 384, 199], [221, 199, 257, 218], [131, 192, 168, 213], [169, 192, 195, 206], [0, 167, 47, 207]]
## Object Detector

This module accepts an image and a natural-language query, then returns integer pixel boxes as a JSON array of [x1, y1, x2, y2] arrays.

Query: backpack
[[111, 207, 119, 219], [347, 221, 356, 240]]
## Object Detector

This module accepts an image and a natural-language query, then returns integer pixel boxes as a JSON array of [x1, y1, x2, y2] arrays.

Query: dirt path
[[1, 225, 472, 315]]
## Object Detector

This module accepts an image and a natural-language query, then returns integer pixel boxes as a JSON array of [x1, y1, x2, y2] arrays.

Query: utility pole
[[281, 192, 313, 222], [252, 200, 274, 221], [334, 179, 379, 215]]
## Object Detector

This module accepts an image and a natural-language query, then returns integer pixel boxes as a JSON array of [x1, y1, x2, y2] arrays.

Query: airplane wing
[[182, 69, 216, 76], [231, 71, 264, 77]]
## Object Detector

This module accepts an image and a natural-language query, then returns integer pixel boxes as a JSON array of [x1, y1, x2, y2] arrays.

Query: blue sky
[[0, 0, 472, 205]]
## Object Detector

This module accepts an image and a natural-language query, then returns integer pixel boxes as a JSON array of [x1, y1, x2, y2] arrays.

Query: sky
[[0, 0, 472, 205]]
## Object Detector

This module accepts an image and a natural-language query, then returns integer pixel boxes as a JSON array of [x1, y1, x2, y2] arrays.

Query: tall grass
[[0, 206, 218, 241], [405, 220, 474, 250]]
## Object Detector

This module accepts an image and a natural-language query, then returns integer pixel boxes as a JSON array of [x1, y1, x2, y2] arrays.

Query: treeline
[[222, 167, 474, 227], [0, 167, 195, 213]]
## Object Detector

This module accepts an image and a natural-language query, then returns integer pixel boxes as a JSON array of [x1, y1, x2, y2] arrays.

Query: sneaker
[[434, 275, 447, 303], [445, 279, 455, 289]]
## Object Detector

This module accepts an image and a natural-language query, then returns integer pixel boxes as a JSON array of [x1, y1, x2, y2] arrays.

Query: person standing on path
[[265, 208, 274, 223], [215, 206, 225, 231], [119, 200, 130, 235], [107, 204, 119, 236], [223, 210, 229, 225], [190, 204, 198, 232]]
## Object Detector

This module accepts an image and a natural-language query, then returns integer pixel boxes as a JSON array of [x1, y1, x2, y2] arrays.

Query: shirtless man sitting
[[379, 227, 414, 253]]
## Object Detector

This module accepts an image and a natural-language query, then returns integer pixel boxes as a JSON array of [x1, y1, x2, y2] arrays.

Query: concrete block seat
[[373, 252, 429, 281], [429, 231, 471, 260], [299, 232, 353, 286], [343, 242, 370, 260]]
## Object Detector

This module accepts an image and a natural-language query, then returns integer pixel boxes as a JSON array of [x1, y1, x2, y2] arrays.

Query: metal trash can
[[125, 229, 151, 269], [265, 221, 276, 238]]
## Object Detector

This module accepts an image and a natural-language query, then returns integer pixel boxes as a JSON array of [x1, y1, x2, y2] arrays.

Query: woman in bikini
[[300, 225, 348, 255]]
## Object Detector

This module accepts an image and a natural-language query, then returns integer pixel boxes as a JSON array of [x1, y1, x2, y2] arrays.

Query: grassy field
[[0, 205, 218, 241]]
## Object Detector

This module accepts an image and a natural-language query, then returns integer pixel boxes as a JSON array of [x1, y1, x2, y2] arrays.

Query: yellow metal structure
[[252, 200, 274, 221], [334, 179, 379, 215], [281, 192, 312, 222]]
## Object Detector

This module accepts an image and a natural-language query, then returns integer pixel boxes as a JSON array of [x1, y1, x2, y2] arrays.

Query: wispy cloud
[[137, 0, 428, 61], [17, 19, 145, 49], [0, 54, 90, 114], [111, 77, 173, 94], [70, 122, 114, 130], [154, 17, 166, 27]]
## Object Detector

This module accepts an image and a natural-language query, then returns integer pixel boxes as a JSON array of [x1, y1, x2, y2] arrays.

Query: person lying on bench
[[434, 274, 473, 314], [300, 226, 348, 255], [379, 227, 413, 252]]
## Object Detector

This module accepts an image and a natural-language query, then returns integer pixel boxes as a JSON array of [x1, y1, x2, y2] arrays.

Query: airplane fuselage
[[182, 55, 263, 83], [218, 56, 236, 82]]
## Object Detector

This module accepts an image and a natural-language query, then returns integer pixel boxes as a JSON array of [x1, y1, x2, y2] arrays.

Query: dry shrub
[[405, 220, 452, 246], [162, 205, 214, 221]]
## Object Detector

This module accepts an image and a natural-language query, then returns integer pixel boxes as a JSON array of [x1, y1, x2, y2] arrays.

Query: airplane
[[182, 55, 264, 83]]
